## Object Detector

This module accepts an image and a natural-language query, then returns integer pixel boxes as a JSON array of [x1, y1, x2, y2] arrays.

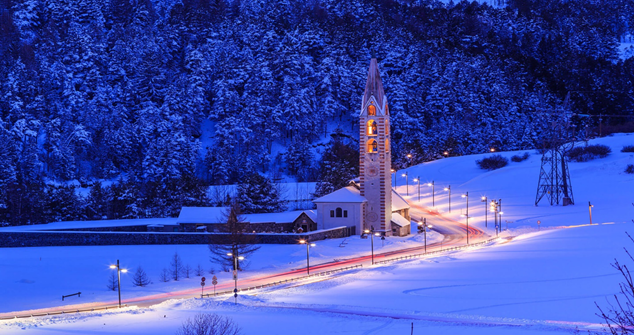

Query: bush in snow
[[476, 155, 508, 171], [511, 152, 530, 162], [176, 313, 241, 335], [132, 266, 152, 287], [622, 145, 634, 153], [566, 144, 611, 162], [626, 165, 634, 174]]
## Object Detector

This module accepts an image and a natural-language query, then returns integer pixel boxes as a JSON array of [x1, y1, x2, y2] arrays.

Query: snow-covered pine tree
[[236, 173, 284, 214]]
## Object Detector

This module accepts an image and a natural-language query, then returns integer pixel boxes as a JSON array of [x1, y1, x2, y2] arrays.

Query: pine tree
[[208, 202, 260, 271], [132, 266, 152, 287], [236, 173, 284, 214]]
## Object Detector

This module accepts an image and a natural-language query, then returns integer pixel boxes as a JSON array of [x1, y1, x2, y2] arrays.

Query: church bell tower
[[359, 58, 392, 236]]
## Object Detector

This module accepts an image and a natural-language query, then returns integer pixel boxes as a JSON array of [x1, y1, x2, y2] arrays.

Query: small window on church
[[367, 139, 378, 153], [330, 210, 334, 217], [367, 120, 377, 136], [343, 210, 348, 218], [336, 207, 343, 218], [368, 105, 376, 116]]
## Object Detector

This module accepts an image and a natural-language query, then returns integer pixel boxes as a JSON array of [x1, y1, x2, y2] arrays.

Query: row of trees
[[1, 0, 633, 225]]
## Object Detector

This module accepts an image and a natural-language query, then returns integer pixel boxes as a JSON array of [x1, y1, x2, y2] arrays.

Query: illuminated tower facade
[[359, 58, 392, 235]]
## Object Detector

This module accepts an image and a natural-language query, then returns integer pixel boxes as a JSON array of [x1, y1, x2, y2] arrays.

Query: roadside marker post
[[200, 277, 206, 298]]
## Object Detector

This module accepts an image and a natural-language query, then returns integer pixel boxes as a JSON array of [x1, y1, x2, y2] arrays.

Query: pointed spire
[[362, 58, 386, 109]]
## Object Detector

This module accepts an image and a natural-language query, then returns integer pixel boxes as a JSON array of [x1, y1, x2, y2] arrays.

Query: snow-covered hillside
[[1, 134, 633, 334]]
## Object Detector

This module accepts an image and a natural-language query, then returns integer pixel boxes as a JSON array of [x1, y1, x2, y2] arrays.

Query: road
[[0, 203, 489, 318]]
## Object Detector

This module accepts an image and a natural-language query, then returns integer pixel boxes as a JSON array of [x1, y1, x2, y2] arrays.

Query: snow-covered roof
[[176, 207, 230, 224], [243, 210, 316, 224], [0, 218, 178, 232], [391, 213, 411, 227], [391, 189, 410, 211], [312, 186, 367, 203]]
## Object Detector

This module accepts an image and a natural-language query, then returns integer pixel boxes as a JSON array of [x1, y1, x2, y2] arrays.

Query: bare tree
[[209, 201, 260, 271], [132, 266, 152, 287], [597, 233, 634, 334], [171, 252, 184, 281], [183, 264, 192, 279], [195, 264, 204, 276], [160, 268, 170, 282], [176, 313, 241, 335], [107, 272, 118, 291]]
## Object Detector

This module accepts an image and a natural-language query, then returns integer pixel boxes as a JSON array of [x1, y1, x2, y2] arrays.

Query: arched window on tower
[[384, 119, 389, 135], [368, 105, 376, 116], [367, 139, 378, 153], [367, 120, 377, 136], [385, 103, 389, 115], [385, 139, 390, 152]]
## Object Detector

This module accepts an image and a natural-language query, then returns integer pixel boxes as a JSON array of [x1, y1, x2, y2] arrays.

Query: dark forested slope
[[0, 0, 632, 224]]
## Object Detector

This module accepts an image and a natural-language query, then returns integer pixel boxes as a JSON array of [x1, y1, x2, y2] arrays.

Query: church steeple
[[359, 58, 392, 235], [361, 58, 386, 112]]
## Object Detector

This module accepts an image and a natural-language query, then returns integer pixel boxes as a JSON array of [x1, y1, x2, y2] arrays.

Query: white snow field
[[1, 133, 634, 334]]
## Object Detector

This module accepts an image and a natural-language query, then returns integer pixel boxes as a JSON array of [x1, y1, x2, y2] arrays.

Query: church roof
[[312, 186, 367, 203], [391, 189, 410, 211], [391, 213, 411, 227], [362, 58, 386, 108]]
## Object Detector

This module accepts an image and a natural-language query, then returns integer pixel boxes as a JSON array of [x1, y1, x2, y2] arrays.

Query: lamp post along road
[[428, 181, 435, 207], [365, 229, 380, 265], [299, 239, 315, 274], [414, 177, 421, 202], [109, 260, 128, 308], [402, 172, 409, 196], [444, 185, 451, 212], [418, 219, 433, 253], [481, 196, 487, 228], [462, 192, 469, 245]]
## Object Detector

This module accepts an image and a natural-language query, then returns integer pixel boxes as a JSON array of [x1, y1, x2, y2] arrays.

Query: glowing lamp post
[[413, 177, 421, 202], [444, 185, 451, 212], [365, 229, 381, 265], [461, 192, 469, 245], [109, 260, 128, 308], [418, 219, 433, 253], [299, 239, 316, 275], [402, 172, 409, 196], [481, 196, 488, 228], [227, 252, 245, 305], [428, 181, 435, 207]]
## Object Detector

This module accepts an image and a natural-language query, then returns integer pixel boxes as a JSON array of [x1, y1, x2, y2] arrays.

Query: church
[[313, 58, 411, 237]]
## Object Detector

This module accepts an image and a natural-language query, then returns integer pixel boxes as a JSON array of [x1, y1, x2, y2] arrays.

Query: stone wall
[[0, 226, 351, 248]]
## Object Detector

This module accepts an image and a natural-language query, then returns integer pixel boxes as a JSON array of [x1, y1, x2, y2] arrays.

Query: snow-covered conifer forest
[[0, 0, 632, 225]]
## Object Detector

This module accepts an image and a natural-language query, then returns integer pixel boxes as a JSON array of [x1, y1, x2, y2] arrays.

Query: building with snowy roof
[[176, 207, 316, 233]]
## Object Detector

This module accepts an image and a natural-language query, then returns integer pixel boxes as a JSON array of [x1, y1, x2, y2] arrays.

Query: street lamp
[[227, 252, 245, 305], [109, 260, 128, 308], [461, 192, 469, 245], [490, 200, 499, 236], [413, 177, 421, 202], [428, 181, 435, 207], [444, 185, 451, 212], [402, 172, 409, 196], [481, 196, 487, 228], [418, 219, 433, 253], [299, 239, 316, 275], [364, 229, 381, 265]]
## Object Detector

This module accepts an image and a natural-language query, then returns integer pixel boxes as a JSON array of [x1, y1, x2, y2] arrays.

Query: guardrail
[[374, 238, 500, 265], [201, 264, 363, 298], [0, 304, 128, 321], [62, 292, 81, 301]]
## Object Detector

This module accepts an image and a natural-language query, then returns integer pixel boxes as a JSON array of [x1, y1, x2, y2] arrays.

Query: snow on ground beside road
[[397, 133, 634, 233], [2, 222, 629, 334], [0, 231, 443, 314]]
